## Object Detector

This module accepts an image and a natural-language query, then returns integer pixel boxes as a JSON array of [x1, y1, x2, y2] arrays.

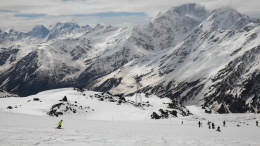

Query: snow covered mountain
[[28, 25, 49, 38], [0, 88, 20, 98], [0, 88, 191, 120], [0, 3, 260, 113]]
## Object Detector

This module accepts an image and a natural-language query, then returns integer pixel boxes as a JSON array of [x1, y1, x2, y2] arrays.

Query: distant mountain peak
[[53, 22, 80, 29], [28, 25, 49, 38], [47, 22, 81, 40], [94, 24, 105, 29], [82, 24, 91, 29]]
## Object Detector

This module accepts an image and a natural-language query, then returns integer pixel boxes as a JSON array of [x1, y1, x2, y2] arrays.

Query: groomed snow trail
[[0, 112, 259, 146]]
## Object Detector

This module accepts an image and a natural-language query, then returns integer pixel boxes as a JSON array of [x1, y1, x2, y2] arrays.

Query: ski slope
[[0, 109, 259, 146], [0, 88, 260, 145]]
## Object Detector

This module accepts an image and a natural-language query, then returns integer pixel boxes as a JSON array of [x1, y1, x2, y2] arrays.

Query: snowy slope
[[0, 88, 178, 120], [0, 98, 260, 145]]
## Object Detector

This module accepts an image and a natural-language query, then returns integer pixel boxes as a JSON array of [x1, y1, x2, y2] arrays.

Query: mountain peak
[[206, 6, 253, 30], [94, 24, 105, 30], [53, 22, 80, 29], [28, 25, 49, 38], [47, 22, 81, 40], [82, 24, 91, 29]]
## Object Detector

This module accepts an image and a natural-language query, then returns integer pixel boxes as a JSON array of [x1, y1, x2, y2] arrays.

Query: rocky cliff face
[[0, 4, 260, 113]]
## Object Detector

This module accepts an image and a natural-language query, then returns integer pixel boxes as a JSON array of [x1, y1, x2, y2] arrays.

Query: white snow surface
[[0, 88, 260, 145], [0, 88, 172, 120]]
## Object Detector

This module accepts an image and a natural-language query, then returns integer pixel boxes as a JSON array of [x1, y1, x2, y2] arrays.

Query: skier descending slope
[[57, 120, 63, 129]]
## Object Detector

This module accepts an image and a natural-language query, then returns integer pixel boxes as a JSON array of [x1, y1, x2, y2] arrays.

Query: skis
[[53, 127, 64, 129]]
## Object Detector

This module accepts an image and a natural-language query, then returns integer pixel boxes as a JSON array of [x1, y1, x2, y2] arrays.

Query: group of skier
[[198, 120, 223, 132], [197, 119, 259, 132], [56, 119, 259, 130]]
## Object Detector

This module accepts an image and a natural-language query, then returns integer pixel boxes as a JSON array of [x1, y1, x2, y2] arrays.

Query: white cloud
[[0, 0, 259, 31], [0, 14, 150, 32]]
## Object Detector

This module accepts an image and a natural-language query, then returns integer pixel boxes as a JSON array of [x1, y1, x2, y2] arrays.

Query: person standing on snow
[[57, 120, 63, 129], [256, 120, 258, 126], [212, 123, 215, 129], [198, 121, 201, 128], [223, 120, 226, 127], [208, 121, 211, 129], [216, 126, 220, 132]]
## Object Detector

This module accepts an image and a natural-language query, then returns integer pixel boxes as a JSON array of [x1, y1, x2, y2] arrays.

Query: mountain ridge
[[0, 3, 260, 113]]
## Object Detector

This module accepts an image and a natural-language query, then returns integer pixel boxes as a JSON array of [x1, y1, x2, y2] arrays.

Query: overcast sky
[[0, 0, 260, 32]]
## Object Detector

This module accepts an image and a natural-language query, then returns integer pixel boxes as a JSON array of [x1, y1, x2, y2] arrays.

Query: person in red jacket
[[216, 126, 221, 132]]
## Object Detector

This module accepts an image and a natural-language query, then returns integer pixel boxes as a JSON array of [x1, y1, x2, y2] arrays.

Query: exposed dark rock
[[59, 96, 68, 101], [33, 98, 40, 101], [7, 106, 12, 109]]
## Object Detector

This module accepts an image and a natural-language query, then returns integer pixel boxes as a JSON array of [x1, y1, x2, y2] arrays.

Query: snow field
[[0, 112, 260, 146]]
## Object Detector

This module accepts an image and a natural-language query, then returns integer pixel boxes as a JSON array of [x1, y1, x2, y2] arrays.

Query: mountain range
[[0, 3, 260, 113]]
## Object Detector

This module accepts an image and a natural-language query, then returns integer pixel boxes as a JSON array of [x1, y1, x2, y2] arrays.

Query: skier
[[223, 120, 226, 127], [212, 123, 215, 129], [256, 120, 258, 126], [208, 121, 211, 129], [198, 121, 201, 128], [57, 120, 63, 129], [216, 126, 221, 132], [181, 121, 183, 124]]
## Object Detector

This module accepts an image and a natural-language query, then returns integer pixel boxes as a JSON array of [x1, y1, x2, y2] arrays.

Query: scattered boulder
[[205, 109, 212, 114], [59, 96, 68, 102], [145, 93, 152, 98], [7, 106, 12, 109], [170, 110, 177, 117], [74, 87, 86, 92], [158, 109, 169, 119], [33, 98, 40, 101], [151, 112, 160, 119]]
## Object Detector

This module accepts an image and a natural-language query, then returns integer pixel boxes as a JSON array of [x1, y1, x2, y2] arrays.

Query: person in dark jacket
[[198, 121, 202, 127], [212, 123, 215, 129]]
